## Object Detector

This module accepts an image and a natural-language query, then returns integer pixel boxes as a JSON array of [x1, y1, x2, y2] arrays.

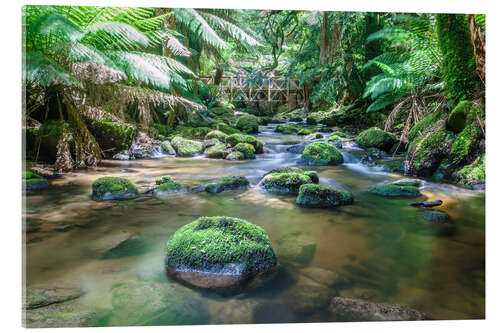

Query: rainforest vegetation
[[22, 6, 485, 328]]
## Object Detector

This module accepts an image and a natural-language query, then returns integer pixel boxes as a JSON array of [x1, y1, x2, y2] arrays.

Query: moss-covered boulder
[[447, 101, 475, 133], [296, 184, 353, 208], [297, 128, 315, 136], [449, 117, 482, 166], [205, 130, 228, 142], [275, 124, 299, 134], [306, 132, 324, 140], [356, 127, 397, 152], [22, 171, 49, 191], [204, 176, 250, 193], [153, 177, 190, 196], [216, 122, 240, 135], [260, 172, 315, 195], [369, 183, 421, 197], [165, 216, 278, 291], [203, 143, 227, 159], [226, 151, 245, 160], [328, 135, 343, 148], [264, 167, 319, 184], [235, 114, 259, 134], [391, 179, 422, 187], [161, 140, 176, 155], [302, 142, 344, 166], [410, 128, 454, 177], [90, 120, 136, 152], [171, 136, 203, 157], [407, 109, 447, 142], [225, 134, 263, 154], [110, 281, 209, 325], [234, 143, 256, 159], [92, 177, 138, 201], [452, 155, 485, 188]]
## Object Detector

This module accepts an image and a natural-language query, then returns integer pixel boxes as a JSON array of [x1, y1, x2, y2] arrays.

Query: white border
[[2, 1, 498, 332]]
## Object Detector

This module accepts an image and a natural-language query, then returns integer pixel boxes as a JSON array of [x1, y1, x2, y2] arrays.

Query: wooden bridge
[[200, 76, 304, 105]]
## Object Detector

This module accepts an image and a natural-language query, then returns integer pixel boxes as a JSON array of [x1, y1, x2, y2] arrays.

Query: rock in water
[[260, 168, 318, 195], [301, 142, 344, 166], [204, 176, 250, 193], [369, 180, 421, 197], [23, 171, 49, 191], [170, 136, 203, 157], [165, 216, 278, 293], [355, 127, 397, 152], [24, 287, 86, 310], [296, 184, 353, 208], [327, 297, 431, 321], [91, 177, 138, 201], [422, 210, 449, 221], [110, 281, 209, 326], [408, 200, 443, 207]]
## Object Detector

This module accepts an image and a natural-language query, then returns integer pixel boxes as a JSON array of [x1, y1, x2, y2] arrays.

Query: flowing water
[[23, 123, 485, 325]]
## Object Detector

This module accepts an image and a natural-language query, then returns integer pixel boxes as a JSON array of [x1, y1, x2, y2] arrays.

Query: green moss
[[412, 129, 448, 169], [225, 133, 247, 147], [447, 101, 474, 133], [298, 128, 315, 136], [328, 135, 341, 142], [92, 177, 138, 201], [454, 155, 485, 184], [91, 121, 135, 151], [356, 127, 396, 152], [22, 171, 49, 190], [302, 142, 343, 166], [261, 172, 314, 194], [235, 114, 259, 134], [171, 136, 203, 157], [205, 130, 228, 142], [436, 14, 477, 103], [155, 181, 190, 194], [407, 110, 446, 142], [225, 134, 263, 153], [369, 184, 421, 197], [264, 167, 319, 184], [226, 151, 245, 160], [275, 124, 299, 134], [296, 184, 353, 207], [155, 176, 174, 185], [329, 130, 346, 138], [449, 122, 481, 165], [204, 143, 227, 159], [391, 179, 421, 187], [234, 143, 255, 159], [303, 171, 319, 184], [165, 216, 277, 274], [216, 122, 240, 135], [204, 176, 250, 193]]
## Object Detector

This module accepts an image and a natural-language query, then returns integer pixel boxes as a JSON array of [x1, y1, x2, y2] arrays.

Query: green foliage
[[165, 216, 277, 274], [450, 122, 481, 165], [155, 176, 174, 185], [436, 14, 477, 102], [454, 155, 485, 184], [447, 101, 474, 133], [302, 142, 343, 166]]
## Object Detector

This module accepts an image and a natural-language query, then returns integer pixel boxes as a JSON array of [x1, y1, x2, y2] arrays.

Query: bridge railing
[[199, 76, 302, 102]]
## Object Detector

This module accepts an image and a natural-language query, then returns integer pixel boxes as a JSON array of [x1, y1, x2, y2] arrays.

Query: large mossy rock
[[275, 124, 299, 134], [264, 167, 319, 184], [235, 114, 259, 134], [225, 134, 264, 153], [110, 281, 209, 326], [170, 136, 203, 157], [356, 127, 397, 152], [205, 130, 228, 142], [89, 120, 136, 152], [204, 176, 250, 193], [302, 142, 343, 166], [296, 184, 353, 208], [409, 128, 455, 177], [216, 122, 240, 135], [153, 177, 190, 196], [452, 155, 485, 188], [234, 143, 256, 159], [260, 171, 315, 195], [23, 171, 49, 191], [369, 181, 421, 197], [91, 177, 138, 201], [165, 216, 278, 292], [327, 297, 431, 321], [204, 143, 228, 159]]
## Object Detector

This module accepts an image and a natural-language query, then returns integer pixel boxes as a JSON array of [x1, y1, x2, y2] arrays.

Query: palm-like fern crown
[[363, 14, 442, 112]]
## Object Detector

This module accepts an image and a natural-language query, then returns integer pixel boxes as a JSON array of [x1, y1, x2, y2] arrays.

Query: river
[[23, 122, 485, 325]]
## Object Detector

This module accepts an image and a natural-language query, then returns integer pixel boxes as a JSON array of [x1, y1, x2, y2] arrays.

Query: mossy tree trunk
[[436, 14, 477, 104]]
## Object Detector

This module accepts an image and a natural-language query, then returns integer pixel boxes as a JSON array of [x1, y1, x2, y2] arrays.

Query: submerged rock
[[422, 210, 449, 221], [91, 177, 138, 201], [170, 136, 203, 157], [301, 142, 343, 166], [286, 142, 309, 154], [101, 234, 152, 259], [24, 287, 86, 310], [165, 216, 278, 292], [153, 178, 190, 196], [356, 127, 397, 152], [276, 232, 316, 266], [296, 184, 353, 208], [204, 175, 250, 193], [23, 171, 49, 191], [369, 180, 421, 198], [110, 281, 209, 326], [285, 285, 334, 316], [327, 297, 431, 321], [300, 266, 348, 288]]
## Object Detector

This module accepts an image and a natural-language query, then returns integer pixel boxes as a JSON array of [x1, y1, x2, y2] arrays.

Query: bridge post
[[268, 78, 271, 102]]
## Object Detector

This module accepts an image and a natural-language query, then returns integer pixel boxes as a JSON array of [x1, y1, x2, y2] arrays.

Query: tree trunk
[[467, 14, 485, 86], [319, 12, 329, 65]]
